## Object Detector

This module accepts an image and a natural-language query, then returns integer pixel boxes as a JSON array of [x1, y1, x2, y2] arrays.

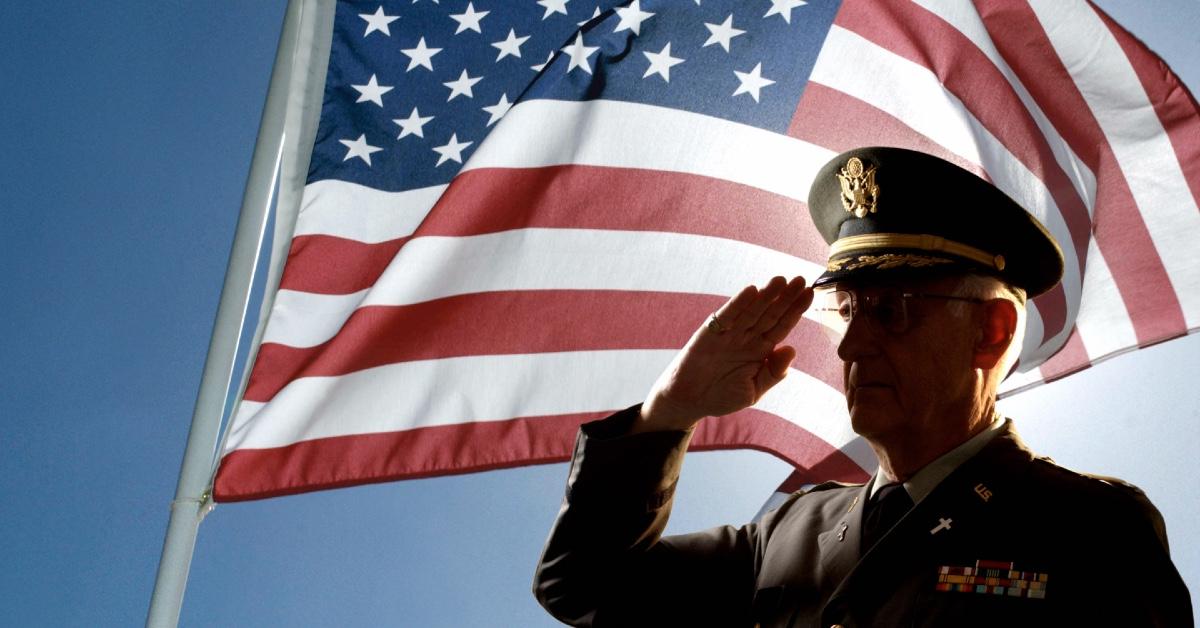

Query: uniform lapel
[[822, 422, 1036, 608], [816, 482, 870, 593]]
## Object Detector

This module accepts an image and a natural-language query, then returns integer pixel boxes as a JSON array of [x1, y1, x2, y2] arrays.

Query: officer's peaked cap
[[808, 147, 1064, 297]]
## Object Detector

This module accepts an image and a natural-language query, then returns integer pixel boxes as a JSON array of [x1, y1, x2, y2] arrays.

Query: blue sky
[[0, 2, 1197, 626]]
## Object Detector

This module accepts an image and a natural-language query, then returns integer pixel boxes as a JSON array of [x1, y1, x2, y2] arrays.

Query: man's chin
[[847, 395, 898, 437]]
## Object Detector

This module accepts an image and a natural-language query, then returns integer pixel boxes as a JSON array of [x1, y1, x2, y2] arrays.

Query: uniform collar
[[868, 416, 1006, 505]]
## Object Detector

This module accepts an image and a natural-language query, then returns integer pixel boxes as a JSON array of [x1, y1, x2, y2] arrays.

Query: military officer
[[533, 147, 1192, 627]]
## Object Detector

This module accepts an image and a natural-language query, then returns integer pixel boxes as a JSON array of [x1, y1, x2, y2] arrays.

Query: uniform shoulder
[[1029, 455, 1148, 498], [757, 479, 863, 532], [801, 480, 863, 495], [1028, 455, 1169, 549]]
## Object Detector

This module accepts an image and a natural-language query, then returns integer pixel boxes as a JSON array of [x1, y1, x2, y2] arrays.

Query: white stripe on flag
[[262, 228, 824, 348], [294, 180, 446, 243], [224, 350, 848, 452], [1013, 296, 1050, 373], [1029, 0, 1200, 327], [913, 0, 1097, 216], [465, 98, 835, 202]]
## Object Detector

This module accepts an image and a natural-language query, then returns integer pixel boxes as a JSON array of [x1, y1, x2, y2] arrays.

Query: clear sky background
[[1, 2, 1197, 626]]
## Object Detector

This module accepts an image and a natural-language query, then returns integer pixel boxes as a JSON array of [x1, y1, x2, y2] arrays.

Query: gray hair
[[950, 273, 1027, 375]]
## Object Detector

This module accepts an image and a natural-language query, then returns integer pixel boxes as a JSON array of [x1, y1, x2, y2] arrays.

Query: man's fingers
[[755, 345, 796, 396], [729, 276, 788, 330], [750, 276, 808, 334], [767, 345, 796, 378], [761, 286, 814, 344], [709, 284, 759, 332], [707, 276, 808, 342]]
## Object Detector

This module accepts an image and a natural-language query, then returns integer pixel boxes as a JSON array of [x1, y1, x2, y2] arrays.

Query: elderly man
[[533, 147, 1191, 627]]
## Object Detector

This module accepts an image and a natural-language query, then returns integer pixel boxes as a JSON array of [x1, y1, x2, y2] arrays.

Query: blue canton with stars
[[309, 0, 842, 193]]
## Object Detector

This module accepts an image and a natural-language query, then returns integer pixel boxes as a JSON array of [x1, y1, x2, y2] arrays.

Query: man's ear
[[973, 299, 1018, 370]]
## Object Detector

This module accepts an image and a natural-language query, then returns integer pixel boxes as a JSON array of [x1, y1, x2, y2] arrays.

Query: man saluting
[[533, 147, 1192, 627]]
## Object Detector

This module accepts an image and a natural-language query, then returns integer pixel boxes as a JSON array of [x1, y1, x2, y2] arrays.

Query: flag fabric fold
[[212, 0, 1200, 502]]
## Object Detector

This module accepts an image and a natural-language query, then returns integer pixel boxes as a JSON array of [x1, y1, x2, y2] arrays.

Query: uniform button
[[830, 625, 845, 628]]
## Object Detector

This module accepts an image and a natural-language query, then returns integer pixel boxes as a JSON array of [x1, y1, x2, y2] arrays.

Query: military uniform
[[533, 147, 1193, 626], [533, 406, 1192, 626]]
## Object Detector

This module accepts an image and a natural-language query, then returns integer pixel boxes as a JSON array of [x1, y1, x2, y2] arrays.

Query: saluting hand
[[634, 275, 814, 433]]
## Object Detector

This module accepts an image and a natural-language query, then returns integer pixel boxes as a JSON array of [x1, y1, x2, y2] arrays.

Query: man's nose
[[836, 311, 877, 361]]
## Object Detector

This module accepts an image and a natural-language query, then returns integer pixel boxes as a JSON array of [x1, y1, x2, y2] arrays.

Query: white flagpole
[[146, 2, 306, 625]]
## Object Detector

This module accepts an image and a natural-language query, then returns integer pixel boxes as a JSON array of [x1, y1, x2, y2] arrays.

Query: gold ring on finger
[[707, 313, 730, 334]]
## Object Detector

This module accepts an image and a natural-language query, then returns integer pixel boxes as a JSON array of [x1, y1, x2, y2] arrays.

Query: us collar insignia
[[837, 157, 879, 218]]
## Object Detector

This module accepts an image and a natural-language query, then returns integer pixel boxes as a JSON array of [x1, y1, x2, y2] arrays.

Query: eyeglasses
[[812, 287, 987, 340]]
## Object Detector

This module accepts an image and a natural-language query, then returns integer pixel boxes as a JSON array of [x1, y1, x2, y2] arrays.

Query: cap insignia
[[837, 157, 879, 218]]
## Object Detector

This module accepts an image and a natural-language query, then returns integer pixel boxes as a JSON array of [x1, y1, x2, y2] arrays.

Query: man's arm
[[533, 276, 814, 626], [533, 406, 760, 626], [1106, 483, 1194, 626]]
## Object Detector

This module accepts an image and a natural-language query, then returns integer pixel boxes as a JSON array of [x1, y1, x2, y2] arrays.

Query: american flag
[[212, 0, 1200, 501]]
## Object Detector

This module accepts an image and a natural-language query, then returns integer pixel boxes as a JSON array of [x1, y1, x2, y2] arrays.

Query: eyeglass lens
[[813, 289, 910, 340]]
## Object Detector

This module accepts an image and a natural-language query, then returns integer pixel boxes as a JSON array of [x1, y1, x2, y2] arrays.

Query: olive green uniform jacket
[[534, 407, 1192, 627]]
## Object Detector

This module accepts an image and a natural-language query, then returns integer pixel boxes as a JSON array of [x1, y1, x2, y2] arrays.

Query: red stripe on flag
[[835, 0, 1092, 344], [1091, 2, 1200, 212], [774, 449, 872, 494], [245, 290, 844, 403], [1038, 327, 1091, 382], [281, 165, 821, 295], [974, 0, 1186, 345], [787, 83, 973, 172], [213, 409, 864, 502], [283, 234, 406, 295]]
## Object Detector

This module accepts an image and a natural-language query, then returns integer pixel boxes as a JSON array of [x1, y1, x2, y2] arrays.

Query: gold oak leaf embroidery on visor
[[826, 254, 956, 272]]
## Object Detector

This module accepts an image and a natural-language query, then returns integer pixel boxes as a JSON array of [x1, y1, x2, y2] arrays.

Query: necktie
[[861, 482, 914, 552]]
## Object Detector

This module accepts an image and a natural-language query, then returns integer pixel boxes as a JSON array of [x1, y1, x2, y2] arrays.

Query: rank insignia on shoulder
[[934, 560, 1048, 599]]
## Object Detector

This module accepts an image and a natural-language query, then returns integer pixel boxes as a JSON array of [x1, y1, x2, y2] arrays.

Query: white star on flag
[[449, 2, 489, 34], [642, 42, 683, 82], [443, 69, 482, 101], [338, 134, 383, 165], [359, 6, 399, 37], [560, 33, 600, 75], [432, 133, 472, 166], [482, 93, 512, 126], [733, 62, 774, 102], [614, 0, 654, 36], [492, 29, 530, 61], [764, 0, 807, 24], [351, 74, 393, 107], [401, 37, 442, 72], [537, 0, 569, 20], [703, 15, 745, 53], [393, 107, 433, 139], [531, 51, 555, 72]]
